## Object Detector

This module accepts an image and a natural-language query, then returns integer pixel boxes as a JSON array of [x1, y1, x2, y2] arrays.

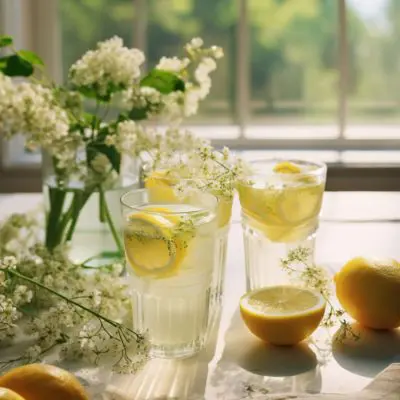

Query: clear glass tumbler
[[121, 188, 222, 358], [238, 159, 327, 291], [143, 169, 233, 311]]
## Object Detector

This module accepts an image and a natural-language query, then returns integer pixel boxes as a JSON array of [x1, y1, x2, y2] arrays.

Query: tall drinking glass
[[121, 188, 220, 358], [143, 169, 233, 309], [237, 159, 327, 291]]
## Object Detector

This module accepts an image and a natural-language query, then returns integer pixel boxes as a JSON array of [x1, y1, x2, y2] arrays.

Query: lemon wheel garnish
[[273, 161, 301, 174], [240, 286, 326, 346], [124, 208, 190, 278], [145, 171, 178, 203], [277, 185, 323, 225]]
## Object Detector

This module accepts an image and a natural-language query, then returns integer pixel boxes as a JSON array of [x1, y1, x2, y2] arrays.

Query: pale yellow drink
[[145, 170, 233, 228], [144, 170, 232, 306], [121, 190, 219, 358], [238, 161, 325, 243], [238, 159, 327, 290]]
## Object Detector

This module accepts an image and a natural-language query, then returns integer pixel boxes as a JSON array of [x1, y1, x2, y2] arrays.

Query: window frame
[[2, 0, 400, 193]]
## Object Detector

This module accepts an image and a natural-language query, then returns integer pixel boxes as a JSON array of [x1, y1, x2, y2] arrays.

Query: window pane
[[249, 0, 339, 127], [147, 0, 237, 124], [59, 0, 134, 80], [346, 0, 400, 132]]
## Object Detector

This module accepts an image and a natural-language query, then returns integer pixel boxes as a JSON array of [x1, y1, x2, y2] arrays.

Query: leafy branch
[[280, 247, 359, 341], [0, 246, 148, 373]]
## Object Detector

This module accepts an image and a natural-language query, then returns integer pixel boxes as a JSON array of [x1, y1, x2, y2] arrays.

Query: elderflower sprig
[[0, 214, 149, 373], [280, 247, 359, 342], [145, 143, 245, 201]]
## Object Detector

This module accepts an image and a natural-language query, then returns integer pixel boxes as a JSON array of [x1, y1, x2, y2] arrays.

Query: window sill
[[1, 161, 400, 193]]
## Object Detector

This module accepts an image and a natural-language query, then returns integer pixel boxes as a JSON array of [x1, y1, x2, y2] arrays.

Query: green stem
[[7, 269, 139, 337], [98, 185, 124, 256], [64, 190, 92, 242], [99, 190, 107, 223], [45, 187, 67, 251]]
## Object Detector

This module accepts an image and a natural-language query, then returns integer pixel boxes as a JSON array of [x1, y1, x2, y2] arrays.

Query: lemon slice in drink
[[278, 185, 323, 226], [145, 171, 177, 203], [240, 286, 326, 345], [124, 207, 190, 278], [273, 161, 301, 174], [146, 170, 232, 228]]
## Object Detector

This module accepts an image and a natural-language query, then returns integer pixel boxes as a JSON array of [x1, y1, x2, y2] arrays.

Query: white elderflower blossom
[[13, 285, 33, 306], [187, 37, 204, 50], [156, 56, 190, 73], [0, 256, 17, 270], [211, 45, 224, 59], [90, 153, 112, 175], [0, 75, 70, 152], [69, 36, 145, 97]]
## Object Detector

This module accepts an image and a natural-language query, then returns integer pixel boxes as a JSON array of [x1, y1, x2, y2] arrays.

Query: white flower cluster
[[0, 218, 148, 373], [148, 143, 244, 200], [0, 74, 70, 152], [0, 211, 42, 258], [156, 56, 190, 73], [123, 37, 223, 124], [121, 86, 163, 115], [69, 36, 145, 97], [105, 121, 206, 165]]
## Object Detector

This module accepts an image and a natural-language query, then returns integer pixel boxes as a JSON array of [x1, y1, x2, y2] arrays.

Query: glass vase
[[42, 150, 139, 263]]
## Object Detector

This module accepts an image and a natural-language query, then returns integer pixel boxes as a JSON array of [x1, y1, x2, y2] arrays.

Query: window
[[2, 0, 400, 193]]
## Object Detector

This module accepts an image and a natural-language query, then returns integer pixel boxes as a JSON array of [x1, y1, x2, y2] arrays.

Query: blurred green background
[[59, 0, 400, 125]]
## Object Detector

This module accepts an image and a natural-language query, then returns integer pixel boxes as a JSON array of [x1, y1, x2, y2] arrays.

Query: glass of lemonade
[[143, 168, 233, 309], [238, 159, 327, 291], [121, 188, 220, 358]]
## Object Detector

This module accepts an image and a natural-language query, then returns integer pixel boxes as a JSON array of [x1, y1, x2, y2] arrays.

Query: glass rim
[[142, 164, 232, 184], [120, 188, 219, 215], [240, 158, 327, 181]]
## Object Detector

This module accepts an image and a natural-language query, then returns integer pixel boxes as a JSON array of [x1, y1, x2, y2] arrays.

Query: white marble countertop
[[1, 193, 400, 399]]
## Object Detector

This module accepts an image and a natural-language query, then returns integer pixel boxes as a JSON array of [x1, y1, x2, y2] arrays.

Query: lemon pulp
[[238, 161, 324, 242], [145, 171, 177, 203], [145, 170, 232, 228], [124, 206, 193, 278], [240, 286, 326, 345]]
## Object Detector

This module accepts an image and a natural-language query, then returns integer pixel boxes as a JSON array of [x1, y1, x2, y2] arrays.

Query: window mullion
[[133, 0, 148, 71], [338, 0, 348, 140], [21, 0, 62, 82], [236, 0, 249, 139]]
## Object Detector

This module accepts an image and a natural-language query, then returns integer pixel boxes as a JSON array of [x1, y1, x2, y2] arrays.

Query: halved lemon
[[240, 286, 326, 346], [124, 207, 192, 278]]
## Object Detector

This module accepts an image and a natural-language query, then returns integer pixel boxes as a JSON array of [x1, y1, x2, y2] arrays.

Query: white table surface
[[1, 193, 400, 400]]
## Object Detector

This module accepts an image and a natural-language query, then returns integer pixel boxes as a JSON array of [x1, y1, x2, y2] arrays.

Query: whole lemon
[[0, 388, 25, 400], [0, 364, 89, 400], [335, 257, 400, 330]]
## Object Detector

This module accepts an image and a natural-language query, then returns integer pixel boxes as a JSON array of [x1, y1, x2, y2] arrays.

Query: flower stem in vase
[[64, 189, 93, 242], [98, 185, 124, 256], [45, 186, 67, 251], [99, 187, 107, 223]]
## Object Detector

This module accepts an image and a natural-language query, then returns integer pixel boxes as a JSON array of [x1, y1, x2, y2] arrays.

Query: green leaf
[[0, 35, 13, 48], [128, 107, 148, 121], [77, 81, 125, 102], [1, 54, 34, 77], [18, 49, 44, 66], [140, 69, 185, 94], [77, 86, 98, 100], [0, 57, 8, 70], [87, 129, 121, 173]]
